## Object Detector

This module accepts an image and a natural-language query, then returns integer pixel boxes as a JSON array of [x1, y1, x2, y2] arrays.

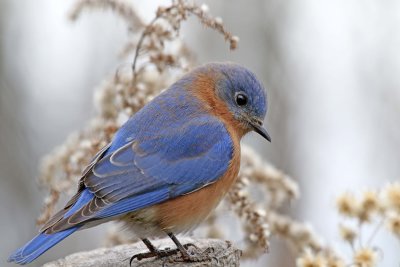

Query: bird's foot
[[129, 247, 179, 265], [129, 243, 214, 265]]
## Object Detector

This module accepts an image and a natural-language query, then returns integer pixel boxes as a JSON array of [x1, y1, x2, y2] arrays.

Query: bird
[[8, 62, 271, 265]]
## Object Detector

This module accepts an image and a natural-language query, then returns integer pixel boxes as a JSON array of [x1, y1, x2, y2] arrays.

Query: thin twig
[[366, 217, 385, 247]]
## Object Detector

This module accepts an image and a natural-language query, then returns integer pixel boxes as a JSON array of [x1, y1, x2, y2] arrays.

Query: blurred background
[[1, 0, 400, 266]]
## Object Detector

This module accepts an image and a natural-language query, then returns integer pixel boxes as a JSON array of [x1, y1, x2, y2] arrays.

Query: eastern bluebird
[[8, 62, 271, 265]]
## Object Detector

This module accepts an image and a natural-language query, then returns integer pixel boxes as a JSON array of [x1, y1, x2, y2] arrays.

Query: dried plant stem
[[69, 0, 144, 29], [131, 16, 158, 82], [366, 218, 384, 247]]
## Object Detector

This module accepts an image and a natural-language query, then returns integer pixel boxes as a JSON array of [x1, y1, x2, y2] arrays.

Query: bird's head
[[191, 62, 271, 142]]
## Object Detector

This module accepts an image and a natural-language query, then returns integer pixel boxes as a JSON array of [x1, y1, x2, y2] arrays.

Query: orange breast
[[153, 135, 240, 233]]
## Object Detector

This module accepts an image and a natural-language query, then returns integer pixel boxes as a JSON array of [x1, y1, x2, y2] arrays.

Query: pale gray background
[[1, 0, 400, 266]]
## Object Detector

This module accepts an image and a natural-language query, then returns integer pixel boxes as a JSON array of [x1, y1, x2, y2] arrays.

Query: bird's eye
[[235, 93, 248, 106]]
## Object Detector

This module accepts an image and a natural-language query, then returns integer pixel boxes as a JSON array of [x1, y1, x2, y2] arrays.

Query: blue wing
[[45, 112, 233, 233]]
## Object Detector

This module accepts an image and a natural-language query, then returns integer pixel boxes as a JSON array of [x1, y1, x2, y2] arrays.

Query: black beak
[[250, 120, 271, 142]]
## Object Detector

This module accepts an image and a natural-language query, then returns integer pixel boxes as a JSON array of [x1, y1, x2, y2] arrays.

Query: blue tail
[[8, 189, 94, 265], [8, 227, 79, 265]]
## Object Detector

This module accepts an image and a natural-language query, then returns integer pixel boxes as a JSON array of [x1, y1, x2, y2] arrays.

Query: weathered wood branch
[[43, 238, 241, 267]]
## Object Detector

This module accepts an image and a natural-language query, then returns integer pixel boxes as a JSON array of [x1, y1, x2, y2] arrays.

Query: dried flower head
[[386, 212, 400, 236], [296, 250, 326, 267], [382, 182, 400, 212], [339, 224, 356, 244], [326, 256, 345, 267], [360, 190, 379, 213], [336, 192, 359, 218], [353, 247, 378, 267]]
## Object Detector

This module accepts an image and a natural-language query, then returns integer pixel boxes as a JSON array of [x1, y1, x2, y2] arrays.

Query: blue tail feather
[[8, 190, 94, 265], [8, 227, 79, 265]]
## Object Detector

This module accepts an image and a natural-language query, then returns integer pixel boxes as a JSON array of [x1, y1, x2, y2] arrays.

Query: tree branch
[[43, 237, 241, 267]]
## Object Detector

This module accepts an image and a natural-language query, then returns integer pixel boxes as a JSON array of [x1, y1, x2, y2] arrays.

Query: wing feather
[[46, 114, 233, 233]]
